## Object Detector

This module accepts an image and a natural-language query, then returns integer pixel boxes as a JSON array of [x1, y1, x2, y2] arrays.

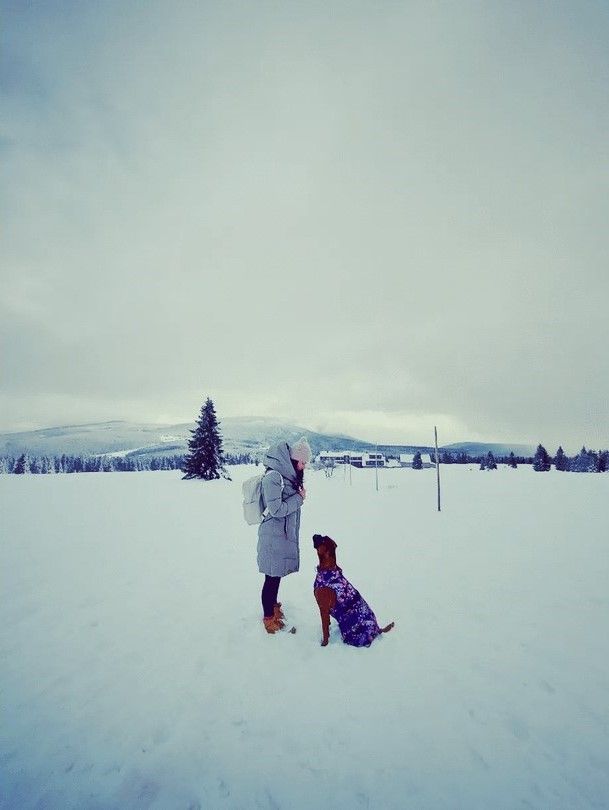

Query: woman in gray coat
[[258, 438, 312, 633]]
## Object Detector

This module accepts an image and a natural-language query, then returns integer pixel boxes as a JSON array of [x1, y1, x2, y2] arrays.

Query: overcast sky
[[2, 1, 608, 451]]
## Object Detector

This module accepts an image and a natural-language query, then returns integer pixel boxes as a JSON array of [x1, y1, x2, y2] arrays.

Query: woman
[[257, 438, 312, 633]]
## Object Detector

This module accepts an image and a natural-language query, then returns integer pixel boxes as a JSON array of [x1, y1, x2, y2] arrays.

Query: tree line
[[0, 450, 256, 475], [437, 445, 609, 472]]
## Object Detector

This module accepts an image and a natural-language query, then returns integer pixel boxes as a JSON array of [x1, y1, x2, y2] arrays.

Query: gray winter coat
[[257, 442, 304, 578]]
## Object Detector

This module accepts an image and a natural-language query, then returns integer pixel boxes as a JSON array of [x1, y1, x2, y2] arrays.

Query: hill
[[0, 418, 434, 460], [0, 419, 535, 461]]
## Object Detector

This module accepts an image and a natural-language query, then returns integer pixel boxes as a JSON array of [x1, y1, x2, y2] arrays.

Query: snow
[[1, 465, 608, 809]]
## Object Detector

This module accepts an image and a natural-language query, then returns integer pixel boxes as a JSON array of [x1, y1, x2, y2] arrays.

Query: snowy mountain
[[0, 421, 191, 458], [0, 418, 534, 460], [0, 418, 434, 459]]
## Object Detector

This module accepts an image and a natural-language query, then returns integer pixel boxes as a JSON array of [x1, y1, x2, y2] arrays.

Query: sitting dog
[[313, 534, 395, 647]]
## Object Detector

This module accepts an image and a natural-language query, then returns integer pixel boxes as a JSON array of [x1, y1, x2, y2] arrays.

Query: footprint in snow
[[507, 715, 530, 741]]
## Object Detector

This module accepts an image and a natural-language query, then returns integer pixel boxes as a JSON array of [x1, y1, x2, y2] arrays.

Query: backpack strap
[[261, 469, 284, 515]]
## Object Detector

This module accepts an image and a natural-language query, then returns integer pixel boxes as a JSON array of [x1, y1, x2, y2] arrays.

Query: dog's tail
[[380, 622, 395, 634]]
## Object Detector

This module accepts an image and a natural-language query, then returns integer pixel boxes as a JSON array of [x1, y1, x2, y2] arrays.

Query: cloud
[[1, 1, 608, 448]]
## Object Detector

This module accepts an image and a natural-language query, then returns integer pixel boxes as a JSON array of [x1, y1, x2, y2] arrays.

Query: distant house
[[400, 453, 435, 469], [358, 452, 385, 468], [385, 457, 401, 468], [317, 451, 352, 466], [316, 450, 386, 468]]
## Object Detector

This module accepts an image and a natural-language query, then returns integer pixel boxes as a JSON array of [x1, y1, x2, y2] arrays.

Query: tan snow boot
[[263, 616, 282, 634], [273, 603, 285, 628]]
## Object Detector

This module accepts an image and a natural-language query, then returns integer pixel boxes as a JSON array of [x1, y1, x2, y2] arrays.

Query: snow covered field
[[1, 465, 608, 809]]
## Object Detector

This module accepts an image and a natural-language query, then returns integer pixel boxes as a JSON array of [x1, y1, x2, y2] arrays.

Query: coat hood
[[264, 442, 297, 483]]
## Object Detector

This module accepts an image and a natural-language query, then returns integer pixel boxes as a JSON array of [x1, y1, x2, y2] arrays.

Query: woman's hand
[[298, 486, 306, 500]]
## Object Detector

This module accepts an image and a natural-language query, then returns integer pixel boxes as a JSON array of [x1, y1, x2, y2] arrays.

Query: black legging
[[261, 575, 281, 618]]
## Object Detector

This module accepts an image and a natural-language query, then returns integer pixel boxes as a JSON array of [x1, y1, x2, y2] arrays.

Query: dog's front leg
[[315, 587, 335, 646]]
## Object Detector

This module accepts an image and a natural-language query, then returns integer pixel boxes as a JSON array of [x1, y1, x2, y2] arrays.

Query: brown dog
[[313, 534, 395, 647]]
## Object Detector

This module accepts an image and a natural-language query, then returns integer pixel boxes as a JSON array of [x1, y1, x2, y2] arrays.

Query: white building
[[316, 450, 386, 468], [399, 453, 435, 468], [317, 451, 352, 465]]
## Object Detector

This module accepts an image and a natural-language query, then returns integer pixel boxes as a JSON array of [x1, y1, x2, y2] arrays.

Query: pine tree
[[412, 451, 423, 470], [182, 397, 230, 481], [13, 453, 30, 474], [486, 451, 497, 470], [508, 452, 518, 469], [554, 446, 569, 471], [572, 446, 596, 473], [533, 444, 551, 472]]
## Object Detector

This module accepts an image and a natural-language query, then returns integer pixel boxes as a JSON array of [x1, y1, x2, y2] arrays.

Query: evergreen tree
[[572, 446, 596, 473], [533, 444, 551, 472], [13, 453, 30, 474], [486, 451, 497, 470], [554, 446, 569, 471], [507, 452, 518, 469], [412, 451, 423, 470], [182, 397, 229, 480], [597, 450, 608, 473], [479, 457, 486, 471]]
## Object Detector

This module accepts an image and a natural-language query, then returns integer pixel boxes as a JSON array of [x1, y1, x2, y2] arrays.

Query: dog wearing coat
[[313, 534, 395, 647]]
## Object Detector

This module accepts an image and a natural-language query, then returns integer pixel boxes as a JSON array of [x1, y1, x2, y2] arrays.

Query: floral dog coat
[[313, 566, 382, 647]]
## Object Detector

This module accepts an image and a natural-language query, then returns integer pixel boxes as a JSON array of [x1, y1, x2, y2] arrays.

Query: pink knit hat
[[289, 437, 312, 465]]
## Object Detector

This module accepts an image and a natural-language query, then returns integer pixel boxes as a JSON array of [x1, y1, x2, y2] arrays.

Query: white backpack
[[242, 471, 283, 525]]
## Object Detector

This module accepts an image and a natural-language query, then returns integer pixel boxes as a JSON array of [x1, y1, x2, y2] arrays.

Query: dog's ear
[[323, 535, 337, 553]]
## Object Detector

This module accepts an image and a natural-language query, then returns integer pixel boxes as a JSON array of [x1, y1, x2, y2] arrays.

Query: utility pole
[[434, 426, 441, 511], [375, 443, 379, 492]]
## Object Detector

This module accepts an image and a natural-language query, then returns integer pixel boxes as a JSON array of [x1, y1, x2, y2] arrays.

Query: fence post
[[435, 426, 441, 512]]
